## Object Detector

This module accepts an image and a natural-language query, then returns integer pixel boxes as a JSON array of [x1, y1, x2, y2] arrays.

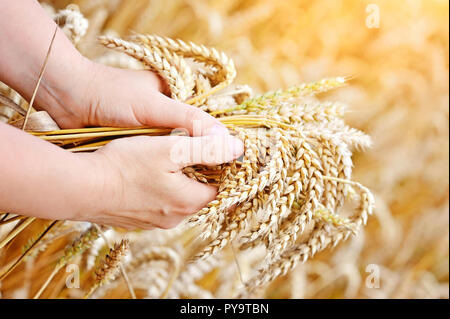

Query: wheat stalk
[[33, 225, 100, 299]]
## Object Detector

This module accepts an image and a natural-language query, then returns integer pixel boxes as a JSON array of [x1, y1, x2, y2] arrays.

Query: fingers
[[165, 134, 244, 168], [141, 92, 229, 136], [109, 134, 244, 169], [170, 172, 218, 213]]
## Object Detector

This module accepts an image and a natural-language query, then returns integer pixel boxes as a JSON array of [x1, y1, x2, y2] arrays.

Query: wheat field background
[[0, 0, 448, 298]]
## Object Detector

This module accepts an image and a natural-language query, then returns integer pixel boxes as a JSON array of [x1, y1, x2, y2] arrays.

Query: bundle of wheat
[[0, 4, 373, 298]]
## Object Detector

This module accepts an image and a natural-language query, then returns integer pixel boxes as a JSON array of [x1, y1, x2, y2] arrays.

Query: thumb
[[167, 134, 244, 168], [145, 92, 229, 137]]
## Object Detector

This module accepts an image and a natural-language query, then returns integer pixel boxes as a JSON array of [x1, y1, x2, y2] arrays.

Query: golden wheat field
[[0, 0, 448, 299]]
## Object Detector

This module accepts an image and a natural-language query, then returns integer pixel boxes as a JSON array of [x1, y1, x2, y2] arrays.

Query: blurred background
[[38, 0, 449, 298]]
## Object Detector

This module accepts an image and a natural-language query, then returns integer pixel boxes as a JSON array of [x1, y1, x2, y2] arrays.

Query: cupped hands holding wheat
[[0, 0, 244, 230]]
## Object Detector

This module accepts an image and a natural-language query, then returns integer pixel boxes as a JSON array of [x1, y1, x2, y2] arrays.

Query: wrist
[[36, 54, 96, 128], [70, 151, 121, 223]]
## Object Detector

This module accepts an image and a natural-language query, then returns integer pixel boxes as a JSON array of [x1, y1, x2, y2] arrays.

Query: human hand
[[42, 58, 222, 136], [2, 1, 222, 135], [75, 133, 244, 230]]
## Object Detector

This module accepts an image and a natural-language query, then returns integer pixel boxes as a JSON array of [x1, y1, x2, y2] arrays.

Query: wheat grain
[[54, 5, 88, 44]]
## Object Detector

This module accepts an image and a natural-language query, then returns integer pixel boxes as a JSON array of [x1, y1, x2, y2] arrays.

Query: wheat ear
[[84, 239, 129, 299]]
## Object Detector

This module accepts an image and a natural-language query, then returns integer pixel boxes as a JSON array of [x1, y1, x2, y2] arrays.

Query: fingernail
[[229, 136, 244, 157], [209, 123, 229, 136]]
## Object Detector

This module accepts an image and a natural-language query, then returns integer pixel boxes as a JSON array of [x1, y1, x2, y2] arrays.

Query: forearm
[[0, 0, 91, 126], [0, 122, 105, 220]]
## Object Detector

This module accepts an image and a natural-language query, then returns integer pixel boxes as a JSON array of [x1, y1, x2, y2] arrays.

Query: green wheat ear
[[57, 225, 100, 267]]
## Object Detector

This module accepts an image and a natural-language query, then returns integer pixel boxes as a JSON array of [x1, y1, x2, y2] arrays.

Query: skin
[[0, 0, 244, 230]]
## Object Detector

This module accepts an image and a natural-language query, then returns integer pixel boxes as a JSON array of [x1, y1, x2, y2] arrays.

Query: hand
[[42, 58, 222, 136], [76, 133, 244, 230], [1, 1, 223, 135]]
